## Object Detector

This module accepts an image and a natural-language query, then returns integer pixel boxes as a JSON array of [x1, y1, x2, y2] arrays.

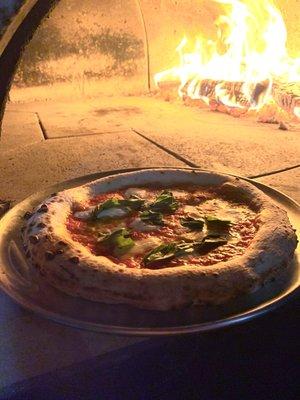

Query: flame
[[154, 0, 300, 118]]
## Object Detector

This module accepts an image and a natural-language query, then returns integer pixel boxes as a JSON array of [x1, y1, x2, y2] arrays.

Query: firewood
[[272, 80, 300, 118]]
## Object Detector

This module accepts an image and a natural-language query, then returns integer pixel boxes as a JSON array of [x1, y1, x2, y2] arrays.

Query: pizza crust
[[23, 169, 298, 310]]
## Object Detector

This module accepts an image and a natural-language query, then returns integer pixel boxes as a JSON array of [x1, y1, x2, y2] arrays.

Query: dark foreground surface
[[1, 294, 299, 400]]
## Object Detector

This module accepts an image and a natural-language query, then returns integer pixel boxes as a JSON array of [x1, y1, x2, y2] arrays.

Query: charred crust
[[45, 251, 55, 260], [56, 249, 64, 255], [38, 204, 48, 213], [29, 235, 39, 244], [70, 256, 80, 264], [23, 211, 33, 220], [57, 241, 67, 247], [37, 222, 47, 228]]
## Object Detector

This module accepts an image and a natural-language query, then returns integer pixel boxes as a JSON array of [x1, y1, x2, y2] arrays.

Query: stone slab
[[130, 99, 300, 177], [18, 96, 300, 177], [1, 109, 43, 148], [256, 167, 300, 204], [0, 130, 184, 203]]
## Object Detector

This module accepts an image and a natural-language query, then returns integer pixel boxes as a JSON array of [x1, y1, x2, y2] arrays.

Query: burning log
[[181, 78, 270, 109], [272, 80, 300, 118], [156, 77, 300, 121], [157, 78, 270, 109]]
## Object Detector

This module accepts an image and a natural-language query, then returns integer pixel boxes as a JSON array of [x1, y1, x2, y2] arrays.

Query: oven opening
[[0, 0, 299, 204]]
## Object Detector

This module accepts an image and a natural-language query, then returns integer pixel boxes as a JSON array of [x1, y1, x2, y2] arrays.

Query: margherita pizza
[[22, 169, 297, 310]]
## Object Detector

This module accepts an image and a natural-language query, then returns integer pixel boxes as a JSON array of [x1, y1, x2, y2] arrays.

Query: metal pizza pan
[[0, 167, 299, 336]]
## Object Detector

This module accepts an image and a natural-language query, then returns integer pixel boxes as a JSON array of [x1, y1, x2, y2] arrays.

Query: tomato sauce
[[66, 187, 259, 269]]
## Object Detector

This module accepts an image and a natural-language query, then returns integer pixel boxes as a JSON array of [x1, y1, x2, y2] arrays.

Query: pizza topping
[[180, 217, 205, 231], [75, 196, 144, 221], [140, 210, 164, 226], [67, 186, 258, 268], [148, 191, 178, 214], [130, 218, 161, 232], [143, 236, 228, 267], [98, 228, 135, 257], [29, 235, 39, 244], [124, 188, 148, 199]]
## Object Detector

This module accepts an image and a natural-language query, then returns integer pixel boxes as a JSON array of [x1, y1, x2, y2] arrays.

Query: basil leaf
[[205, 216, 231, 229], [99, 228, 134, 256], [120, 196, 145, 211], [195, 235, 228, 254], [91, 196, 144, 220], [205, 216, 232, 237], [149, 191, 178, 214], [143, 241, 195, 266], [91, 198, 121, 219], [143, 235, 228, 266], [143, 243, 178, 265], [140, 210, 164, 226], [180, 217, 205, 231]]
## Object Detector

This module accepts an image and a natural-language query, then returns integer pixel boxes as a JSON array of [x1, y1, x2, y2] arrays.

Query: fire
[[154, 0, 300, 118]]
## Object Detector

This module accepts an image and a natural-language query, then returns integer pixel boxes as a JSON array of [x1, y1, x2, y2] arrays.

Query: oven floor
[[0, 95, 299, 204]]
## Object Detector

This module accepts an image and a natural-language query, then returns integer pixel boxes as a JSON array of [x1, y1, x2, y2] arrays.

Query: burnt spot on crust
[[51, 192, 57, 197], [37, 222, 47, 228], [70, 256, 80, 264], [57, 240, 68, 247], [45, 251, 55, 260], [29, 235, 39, 244], [23, 211, 33, 220], [38, 204, 48, 213], [56, 249, 64, 255]]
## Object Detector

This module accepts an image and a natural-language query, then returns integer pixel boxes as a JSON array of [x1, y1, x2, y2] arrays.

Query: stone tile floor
[[1, 97, 299, 203]]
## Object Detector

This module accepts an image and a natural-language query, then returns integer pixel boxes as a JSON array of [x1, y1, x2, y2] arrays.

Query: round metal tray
[[0, 168, 299, 336]]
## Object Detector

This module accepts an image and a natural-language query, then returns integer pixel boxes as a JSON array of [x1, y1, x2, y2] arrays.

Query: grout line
[[35, 112, 48, 140], [248, 164, 300, 179], [45, 130, 130, 140], [132, 128, 300, 179], [131, 128, 200, 168]]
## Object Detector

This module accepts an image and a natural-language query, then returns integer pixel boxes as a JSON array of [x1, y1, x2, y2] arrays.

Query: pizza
[[22, 169, 297, 310]]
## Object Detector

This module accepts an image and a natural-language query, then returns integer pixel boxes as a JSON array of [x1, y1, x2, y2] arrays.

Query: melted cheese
[[124, 188, 148, 199], [130, 218, 160, 232], [74, 207, 128, 220], [199, 200, 245, 223], [122, 236, 162, 258]]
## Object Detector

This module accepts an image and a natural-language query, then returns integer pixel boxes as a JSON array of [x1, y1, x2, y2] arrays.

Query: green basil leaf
[[143, 243, 177, 265], [205, 216, 232, 236], [205, 215, 231, 228], [143, 234, 228, 266], [143, 241, 196, 266], [91, 196, 144, 220], [140, 210, 164, 226], [149, 191, 178, 214], [91, 198, 121, 219], [195, 235, 228, 254], [99, 228, 134, 256], [180, 217, 205, 231], [119, 196, 145, 211]]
